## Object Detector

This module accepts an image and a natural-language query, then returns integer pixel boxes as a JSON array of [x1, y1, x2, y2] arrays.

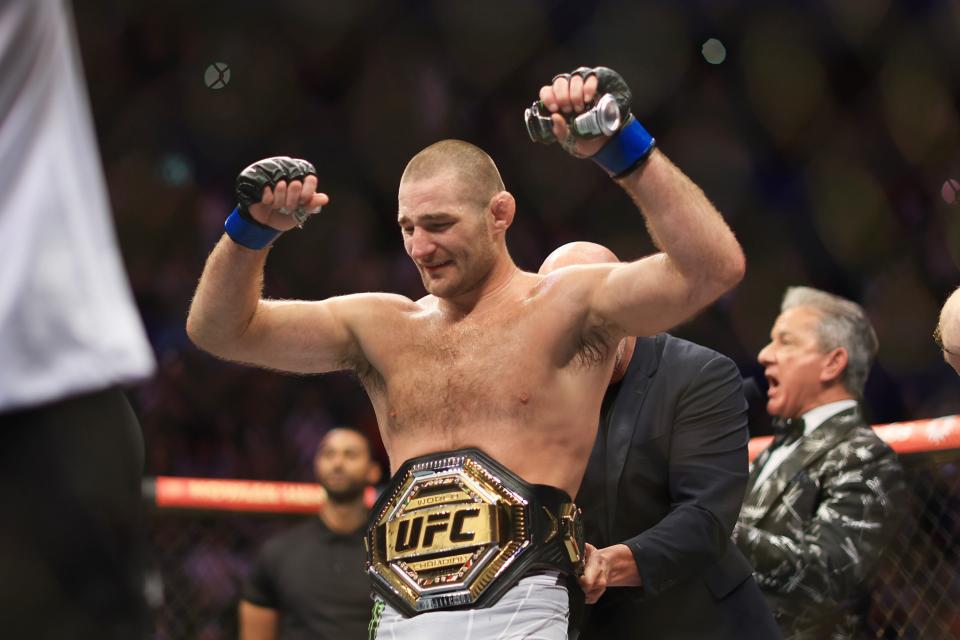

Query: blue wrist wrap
[[224, 207, 282, 249], [591, 118, 656, 178]]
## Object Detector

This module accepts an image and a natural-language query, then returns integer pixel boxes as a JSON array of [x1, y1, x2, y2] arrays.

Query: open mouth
[[765, 373, 780, 396]]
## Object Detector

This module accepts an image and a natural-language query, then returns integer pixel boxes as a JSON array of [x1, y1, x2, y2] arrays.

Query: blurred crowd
[[72, 0, 960, 482]]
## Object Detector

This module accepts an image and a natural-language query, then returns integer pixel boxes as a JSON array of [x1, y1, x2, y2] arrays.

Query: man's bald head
[[539, 241, 621, 274], [936, 286, 960, 375], [539, 242, 635, 383], [401, 139, 505, 207]]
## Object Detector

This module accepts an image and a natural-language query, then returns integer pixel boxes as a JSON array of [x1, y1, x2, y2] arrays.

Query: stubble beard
[[324, 483, 366, 505], [422, 229, 498, 300]]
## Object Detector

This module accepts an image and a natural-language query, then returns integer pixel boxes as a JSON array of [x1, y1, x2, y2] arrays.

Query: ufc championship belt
[[365, 448, 585, 617]]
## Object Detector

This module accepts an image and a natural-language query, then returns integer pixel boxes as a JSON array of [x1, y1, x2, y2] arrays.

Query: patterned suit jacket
[[733, 407, 906, 640]]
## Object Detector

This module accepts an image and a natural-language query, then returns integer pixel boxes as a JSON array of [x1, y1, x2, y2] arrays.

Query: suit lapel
[[744, 446, 772, 497], [745, 407, 861, 522], [603, 334, 662, 533]]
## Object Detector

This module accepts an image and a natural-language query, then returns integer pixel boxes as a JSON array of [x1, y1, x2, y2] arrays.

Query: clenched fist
[[236, 156, 329, 232]]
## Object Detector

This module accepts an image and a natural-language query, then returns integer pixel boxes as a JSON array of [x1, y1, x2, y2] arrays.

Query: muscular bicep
[[591, 253, 714, 338], [233, 293, 401, 375]]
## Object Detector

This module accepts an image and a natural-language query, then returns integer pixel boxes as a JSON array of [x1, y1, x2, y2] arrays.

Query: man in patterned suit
[[734, 286, 906, 639]]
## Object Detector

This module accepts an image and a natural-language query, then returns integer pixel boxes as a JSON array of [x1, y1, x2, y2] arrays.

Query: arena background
[[70, 1, 959, 636]]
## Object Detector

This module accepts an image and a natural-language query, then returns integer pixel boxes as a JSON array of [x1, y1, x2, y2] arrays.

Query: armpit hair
[[574, 323, 616, 369], [345, 354, 385, 392]]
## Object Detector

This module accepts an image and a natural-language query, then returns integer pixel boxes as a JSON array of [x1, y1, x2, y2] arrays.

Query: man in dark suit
[[540, 242, 779, 639], [734, 286, 906, 639]]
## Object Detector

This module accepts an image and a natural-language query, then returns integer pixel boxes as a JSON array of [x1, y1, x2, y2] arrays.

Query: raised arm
[[594, 150, 744, 337], [186, 157, 393, 374], [534, 67, 745, 337]]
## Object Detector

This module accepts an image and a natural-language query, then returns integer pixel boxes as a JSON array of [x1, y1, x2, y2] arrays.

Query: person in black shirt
[[240, 428, 381, 640]]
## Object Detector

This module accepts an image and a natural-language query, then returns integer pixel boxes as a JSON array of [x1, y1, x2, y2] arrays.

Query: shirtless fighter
[[187, 67, 745, 639]]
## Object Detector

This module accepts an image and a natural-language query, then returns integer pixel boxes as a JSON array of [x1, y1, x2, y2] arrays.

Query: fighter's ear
[[489, 191, 515, 231]]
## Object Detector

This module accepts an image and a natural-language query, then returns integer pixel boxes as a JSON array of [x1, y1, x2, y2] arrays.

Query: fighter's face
[[398, 173, 497, 299], [314, 430, 374, 503], [758, 306, 837, 419]]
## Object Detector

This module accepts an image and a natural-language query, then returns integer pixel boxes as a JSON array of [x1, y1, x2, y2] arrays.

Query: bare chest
[[368, 313, 557, 434]]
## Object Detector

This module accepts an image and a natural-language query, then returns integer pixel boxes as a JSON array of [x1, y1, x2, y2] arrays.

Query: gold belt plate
[[366, 453, 531, 613], [385, 502, 499, 561]]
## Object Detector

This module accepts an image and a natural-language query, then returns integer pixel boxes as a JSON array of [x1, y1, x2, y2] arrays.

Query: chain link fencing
[[145, 512, 303, 640], [144, 417, 960, 639], [865, 449, 960, 638]]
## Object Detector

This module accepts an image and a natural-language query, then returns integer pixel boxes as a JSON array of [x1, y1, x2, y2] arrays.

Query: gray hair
[[781, 286, 878, 397]]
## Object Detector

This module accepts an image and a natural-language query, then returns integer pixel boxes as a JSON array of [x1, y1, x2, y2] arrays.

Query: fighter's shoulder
[[329, 292, 421, 323], [332, 291, 419, 309], [530, 264, 611, 301]]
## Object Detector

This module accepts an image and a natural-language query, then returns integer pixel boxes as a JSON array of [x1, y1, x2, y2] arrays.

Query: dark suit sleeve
[[622, 354, 750, 598], [733, 438, 905, 608]]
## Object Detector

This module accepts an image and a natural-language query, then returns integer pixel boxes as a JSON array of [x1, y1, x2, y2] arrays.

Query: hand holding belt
[[365, 448, 584, 617]]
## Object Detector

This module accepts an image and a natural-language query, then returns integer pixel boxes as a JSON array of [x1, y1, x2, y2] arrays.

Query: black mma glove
[[225, 156, 318, 249], [524, 66, 656, 178]]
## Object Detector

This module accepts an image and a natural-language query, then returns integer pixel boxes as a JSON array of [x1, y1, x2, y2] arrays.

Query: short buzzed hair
[[781, 286, 878, 397], [317, 426, 373, 460], [401, 139, 505, 207]]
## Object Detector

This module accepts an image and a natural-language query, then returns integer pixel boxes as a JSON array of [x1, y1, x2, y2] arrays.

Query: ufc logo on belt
[[386, 503, 498, 560]]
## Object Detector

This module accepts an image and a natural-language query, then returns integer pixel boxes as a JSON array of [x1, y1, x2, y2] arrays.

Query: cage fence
[[145, 417, 960, 639]]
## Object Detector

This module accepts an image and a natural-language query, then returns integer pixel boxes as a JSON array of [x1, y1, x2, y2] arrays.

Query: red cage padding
[[144, 477, 378, 513], [747, 414, 959, 462], [146, 415, 958, 512]]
